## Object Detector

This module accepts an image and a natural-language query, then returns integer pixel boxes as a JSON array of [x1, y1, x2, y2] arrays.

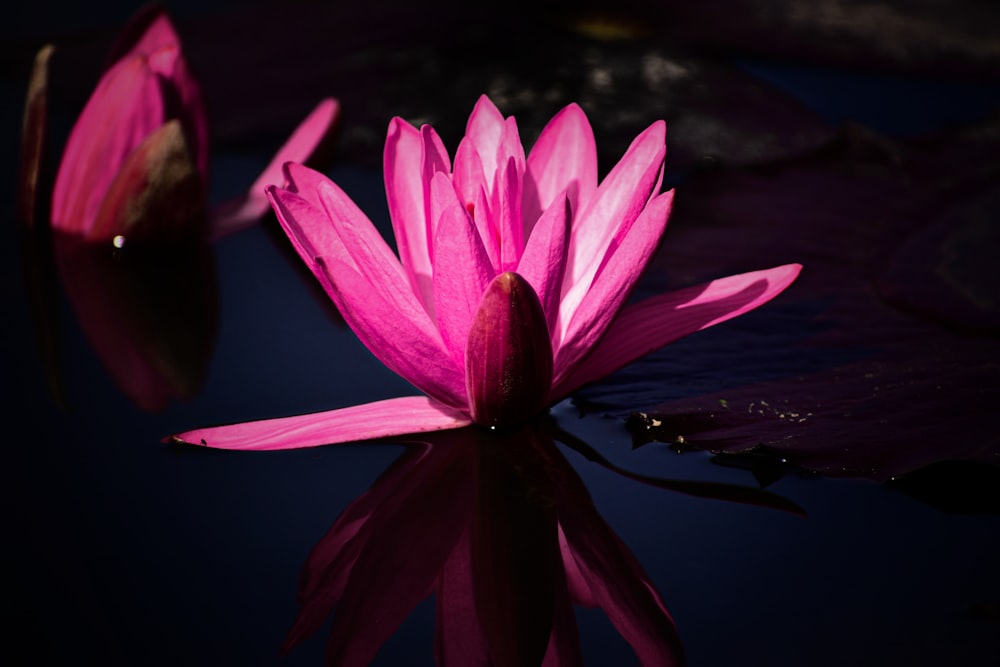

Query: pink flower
[[173, 95, 800, 449], [48, 4, 338, 244]]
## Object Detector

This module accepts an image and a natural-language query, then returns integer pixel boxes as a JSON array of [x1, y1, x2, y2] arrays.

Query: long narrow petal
[[209, 99, 340, 240], [465, 95, 506, 187], [523, 103, 597, 234], [421, 124, 451, 264], [560, 121, 666, 309], [266, 185, 342, 301], [452, 136, 486, 211], [497, 155, 524, 271], [432, 181, 495, 366], [553, 264, 803, 398], [384, 117, 433, 299], [169, 396, 470, 450], [321, 258, 467, 407], [554, 191, 673, 379], [517, 194, 571, 335]]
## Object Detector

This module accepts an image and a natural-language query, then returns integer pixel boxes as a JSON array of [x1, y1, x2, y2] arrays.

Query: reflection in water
[[51, 232, 219, 412], [285, 420, 802, 665]]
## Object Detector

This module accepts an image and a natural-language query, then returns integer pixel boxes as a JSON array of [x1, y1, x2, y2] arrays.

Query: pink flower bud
[[466, 272, 553, 428]]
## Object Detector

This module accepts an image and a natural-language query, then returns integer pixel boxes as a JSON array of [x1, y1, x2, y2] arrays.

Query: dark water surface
[[6, 2, 1000, 665]]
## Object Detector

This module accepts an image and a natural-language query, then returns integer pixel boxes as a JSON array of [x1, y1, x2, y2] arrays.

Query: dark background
[[5, 1, 1000, 665]]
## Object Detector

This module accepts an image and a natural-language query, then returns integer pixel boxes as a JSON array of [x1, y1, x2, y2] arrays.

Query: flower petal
[[209, 99, 340, 240], [321, 258, 467, 407], [554, 191, 673, 382], [560, 121, 666, 314], [516, 194, 571, 336], [168, 396, 470, 450], [384, 117, 433, 301], [554, 264, 803, 398], [523, 103, 597, 234], [431, 179, 495, 366], [465, 94, 506, 187]]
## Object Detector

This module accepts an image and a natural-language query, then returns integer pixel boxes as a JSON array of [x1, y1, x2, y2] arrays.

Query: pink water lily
[[174, 95, 800, 449], [49, 4, 338, 243]]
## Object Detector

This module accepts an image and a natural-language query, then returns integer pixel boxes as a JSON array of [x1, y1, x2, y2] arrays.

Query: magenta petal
[[169, 396, 470, 450], [432, 186, 495, 366], [452, 136, 486, 212], [321, 258, 467, 407], [524, 103, 598, 233], [384, 117, 433, 300], [208, 99, 340, 240], [266, 185, 342, 298], [517, 194, 571, 336], [554, 264, 803, 398], [497, 156, 524, 271], [465, 94, 506, 187], [554, 191, 674, 380], [562, 121, 666, 302]]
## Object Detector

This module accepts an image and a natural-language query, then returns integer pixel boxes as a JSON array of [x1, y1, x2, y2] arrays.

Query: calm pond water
[[6, 2, 1000, 665]]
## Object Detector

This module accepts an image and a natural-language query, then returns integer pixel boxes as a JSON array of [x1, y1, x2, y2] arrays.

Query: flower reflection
[[284, 422, 686, 666], [173, 96, 800, 449]]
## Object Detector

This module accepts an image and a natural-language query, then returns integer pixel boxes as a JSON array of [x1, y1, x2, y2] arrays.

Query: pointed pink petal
[[554, 191, 673, 380], [497, 156, 524, 271], [560, 121, 666, 317], [420, 124, 451, 263], [384, 117, 433, 300], [465, 94, 506, 187], [52, 55, 166, 233], [315, 180, 423, 315], [282, 160, 331, 204], [554, 264, 803, 398], [266, 183, 344, 298], [452, 136, 486, 211], [524, 103, 597, 234], [326, 258, 468, 407], [209, 99, 340, 240], [431, 180, 495, 366], [268, 183, 465, 405], [169, 396, 470, 450], [516, 195, 571, 336]]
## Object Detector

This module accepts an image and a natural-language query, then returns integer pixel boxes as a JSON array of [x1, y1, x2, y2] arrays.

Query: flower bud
[[466, 272, 553, 427]]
